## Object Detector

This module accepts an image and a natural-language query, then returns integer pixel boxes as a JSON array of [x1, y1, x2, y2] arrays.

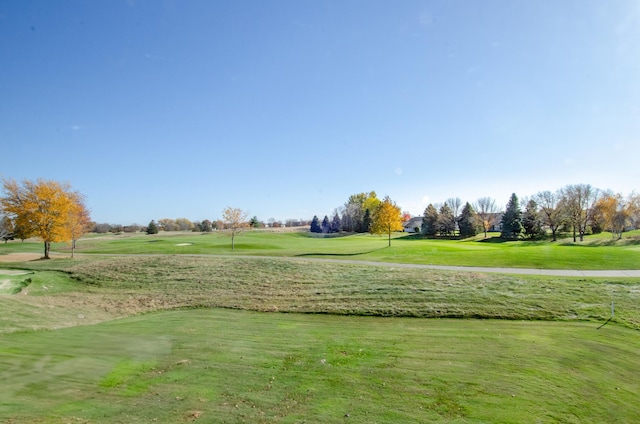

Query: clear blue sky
[[1, 0, 639, 224]]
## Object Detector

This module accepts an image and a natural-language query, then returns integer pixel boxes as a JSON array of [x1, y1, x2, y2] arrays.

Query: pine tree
[[310, 215, 322, 233], [146, 220, 159, 235], [501, 193, 523, 239], [438, 203, 456, 236], [421, 204, 439, 236], [522, 199, 544, 239], [458, 202, 478, 238], [321, 215, 330, 234], [330, 213, 341, 233], [361, 209, 372, 233]]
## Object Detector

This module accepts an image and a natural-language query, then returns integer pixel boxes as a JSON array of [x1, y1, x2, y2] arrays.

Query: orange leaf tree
[[1, 178, 89, 259], [370, 196, 403, 247]]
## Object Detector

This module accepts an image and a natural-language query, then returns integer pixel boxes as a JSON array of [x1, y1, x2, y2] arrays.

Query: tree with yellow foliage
[[67, 192, 91, 258], [594, 193, 634, 240], [1, 178, 90, 259], [370, 195, 403, 247]]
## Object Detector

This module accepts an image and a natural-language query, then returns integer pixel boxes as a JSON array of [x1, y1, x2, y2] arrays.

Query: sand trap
[[175, 243, 193, 246], [0, 253, 42, 263], [0, 268, 31, 275]]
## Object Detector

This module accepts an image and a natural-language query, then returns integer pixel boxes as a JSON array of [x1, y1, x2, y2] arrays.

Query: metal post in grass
[[597, 301, 615, 330]]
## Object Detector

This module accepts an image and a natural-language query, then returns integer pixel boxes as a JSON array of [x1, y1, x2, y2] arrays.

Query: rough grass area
[[23, 255, 636, 329], [2, 309, 639, 423]]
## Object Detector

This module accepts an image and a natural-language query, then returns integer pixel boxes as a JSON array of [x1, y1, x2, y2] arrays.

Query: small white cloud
[[564, 157, 575, 166], [71, 125, 81, 131], [395, 167, 403, 176], [422, 196, 429, 204]]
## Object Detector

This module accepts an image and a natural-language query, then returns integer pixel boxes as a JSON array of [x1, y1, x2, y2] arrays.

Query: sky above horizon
[[2, 0, 639, 224]]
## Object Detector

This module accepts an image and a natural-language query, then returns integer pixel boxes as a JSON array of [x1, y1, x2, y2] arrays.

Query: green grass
[[2, 308, 640, 423], [2, 237, 640, 422], [3, 255, 639, 328], [3, 229, 631, 270]]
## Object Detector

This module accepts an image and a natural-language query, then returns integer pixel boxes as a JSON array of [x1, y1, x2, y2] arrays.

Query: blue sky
[[1, 0, 639, 224]]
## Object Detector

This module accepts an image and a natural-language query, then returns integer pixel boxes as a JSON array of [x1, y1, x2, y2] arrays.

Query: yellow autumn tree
[[67, 192, 92, 258], [370, 195, 403, 247], [1, 178, 89, 259]]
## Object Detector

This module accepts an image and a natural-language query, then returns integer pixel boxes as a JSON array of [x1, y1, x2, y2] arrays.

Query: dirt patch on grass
[[0, 253, 42, 263]]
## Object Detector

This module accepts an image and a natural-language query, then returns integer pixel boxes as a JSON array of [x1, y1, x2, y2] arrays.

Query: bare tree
[[0, 214, 13, 243], [474, 197, 499, 238], [222, 207, 249, 250], [533, 190, 566, 242], [446, 197, 462, 235], [562, 184, 601, 242]]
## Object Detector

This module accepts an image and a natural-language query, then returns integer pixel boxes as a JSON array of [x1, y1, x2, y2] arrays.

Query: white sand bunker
[[0, 269, 31, 275], [175, 243, 193, 246]]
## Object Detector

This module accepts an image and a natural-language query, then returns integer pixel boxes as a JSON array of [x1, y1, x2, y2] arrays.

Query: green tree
[[501, 193, 523, 240], [146, 220, 159, 234], [249, 216, 260, 229], [370, 196, 403, 247], [361, 209, 372, 233], [458, 202, 478, 238], [522, 199, 544, 239], [421, 204, 439, 236], [438, 203, 456, 236], [310, 215, 322, 233]]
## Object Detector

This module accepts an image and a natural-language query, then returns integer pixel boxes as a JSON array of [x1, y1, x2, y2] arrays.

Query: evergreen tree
[[438, 203, 456, 236], [249, 216, 260, 229], [421, 204, 439, 236], [458, 202, 478, 238], [501, 193, 523, 239], [310, 215, 322, 233], [321, 215, 330, 234], [330, 213, 341, 233], [146, 220, 159, 235], [522, 199, 544, 239], [361, 209, 372, 233]]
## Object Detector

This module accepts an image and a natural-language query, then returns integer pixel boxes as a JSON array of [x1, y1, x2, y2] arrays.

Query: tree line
[[310, 192, 405, 246], [419, 184, 640, 242]]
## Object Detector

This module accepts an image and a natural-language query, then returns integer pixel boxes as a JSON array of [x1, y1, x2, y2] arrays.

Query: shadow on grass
[[295, 247, 387, 257]]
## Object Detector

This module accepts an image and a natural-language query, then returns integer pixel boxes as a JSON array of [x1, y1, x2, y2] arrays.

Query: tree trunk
[[43, 241, 50, 259], [231, 232, 235, 250]]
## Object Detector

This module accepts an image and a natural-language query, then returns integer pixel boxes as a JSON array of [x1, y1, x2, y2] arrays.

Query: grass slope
[[3, 255, 639, 329], [2, 309, 640, 424]]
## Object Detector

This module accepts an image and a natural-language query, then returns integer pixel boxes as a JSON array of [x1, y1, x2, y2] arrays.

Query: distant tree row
[[311, 192, 381, 234], [419, 184, 640, 242], [311, 192, 404, 245]]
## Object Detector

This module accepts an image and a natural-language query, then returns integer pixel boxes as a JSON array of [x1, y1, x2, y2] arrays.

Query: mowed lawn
[[2, 308, 640, 424], [2, 237, 640, 423], [5, 228, 637, 270]]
